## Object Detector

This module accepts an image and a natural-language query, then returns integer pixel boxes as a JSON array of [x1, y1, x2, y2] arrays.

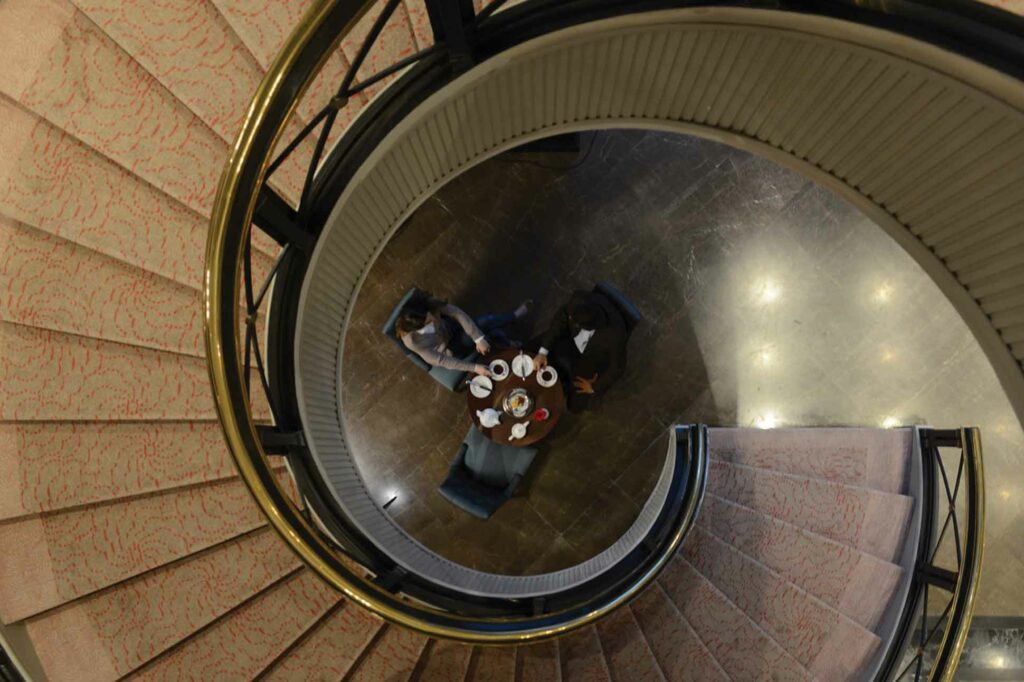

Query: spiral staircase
[[0, 0, 1017, 679]]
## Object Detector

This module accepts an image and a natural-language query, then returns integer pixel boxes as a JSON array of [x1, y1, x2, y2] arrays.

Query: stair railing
[[206, 0, 992, 661], [877, 427, 985, 682]]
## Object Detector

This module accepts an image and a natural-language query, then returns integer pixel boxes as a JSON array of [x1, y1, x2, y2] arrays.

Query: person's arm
[[440, 304, 486, 345], [537, 306, 569, 359], [403, 334, 482, 373]]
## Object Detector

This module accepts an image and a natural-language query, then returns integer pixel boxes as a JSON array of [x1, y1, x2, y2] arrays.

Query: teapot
[[477, 408, 502, 428]]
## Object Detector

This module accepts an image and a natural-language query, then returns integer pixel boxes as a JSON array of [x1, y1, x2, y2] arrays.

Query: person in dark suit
[[532, 290, 629, 410]]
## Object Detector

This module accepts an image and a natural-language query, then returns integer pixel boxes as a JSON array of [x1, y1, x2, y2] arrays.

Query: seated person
[[533, 290, 628, 409], [395, 290, 530, 376]]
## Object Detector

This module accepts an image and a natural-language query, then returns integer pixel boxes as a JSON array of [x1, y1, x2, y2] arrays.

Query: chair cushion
[[438, 468, 507, 519], [462, 427, 537, 488]]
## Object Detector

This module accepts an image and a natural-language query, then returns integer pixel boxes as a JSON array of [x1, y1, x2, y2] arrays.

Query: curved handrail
[[876, 427, 985, 681], [206, 0, 994, 656]]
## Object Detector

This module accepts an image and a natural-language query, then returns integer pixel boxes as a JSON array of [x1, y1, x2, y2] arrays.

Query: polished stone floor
[[341, 130, 1024, 616]]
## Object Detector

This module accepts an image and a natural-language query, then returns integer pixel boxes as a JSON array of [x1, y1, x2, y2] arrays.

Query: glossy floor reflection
[[342, 130, 1023, 615]]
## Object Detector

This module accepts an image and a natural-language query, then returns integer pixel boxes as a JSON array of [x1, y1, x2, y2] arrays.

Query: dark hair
[[395, 290, 446, 336], [568, 300, 604, 329]]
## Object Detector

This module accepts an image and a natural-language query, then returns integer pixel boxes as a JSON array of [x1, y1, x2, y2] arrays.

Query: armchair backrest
[[383, 287, 431, 371], [594, 281, 642, 334]]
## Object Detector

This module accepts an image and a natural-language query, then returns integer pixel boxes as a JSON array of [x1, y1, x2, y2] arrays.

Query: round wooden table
[[466, 348, 566, 446]]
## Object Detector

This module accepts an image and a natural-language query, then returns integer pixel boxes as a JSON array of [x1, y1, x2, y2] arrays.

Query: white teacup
[[510, 422, 528, 440], [477, 408, 502, 428]]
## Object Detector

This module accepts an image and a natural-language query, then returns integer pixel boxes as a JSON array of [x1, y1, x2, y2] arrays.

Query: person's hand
[[475, 338, 491, 355], [573, 374, 598, 394], [473, 364, 491, 376], [533, 354, 548, 371]]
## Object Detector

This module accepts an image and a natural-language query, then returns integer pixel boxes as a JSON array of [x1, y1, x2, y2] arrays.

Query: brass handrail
[[206, 0, 988, 660], [933, 427, 985, 682]]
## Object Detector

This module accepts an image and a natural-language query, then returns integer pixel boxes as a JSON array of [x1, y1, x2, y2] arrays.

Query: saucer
[[489, 358, 510, 381], [536, 366, 558, 388], [469, 375, 493, 398]]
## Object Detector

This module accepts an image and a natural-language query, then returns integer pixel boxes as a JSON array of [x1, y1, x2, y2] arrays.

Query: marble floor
[[341, 130, 1024, 617]]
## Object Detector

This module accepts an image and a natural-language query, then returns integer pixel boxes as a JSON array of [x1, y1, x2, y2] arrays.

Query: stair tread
[[134, 568, 339, 680], [467, 644, 517, 682], [708, 427, 912, 494], [25, 526, 299, 680], [630, 584, 729, 682], [659, 557, 812, 682], [0, 474, 286, 622], [0, 98, 210, 288], [595, 608, 665, 682], [0, 323, 271, 421], [517, 639, 561, 682], [708, 459, 914, 561], [416, 640, 473, 682], [699, 493, 904, 631], [0, 217, 207, 357], [683, 525, 881, 679], [0, 421, 236, 520], [0, 0, 225, 222], [263, 601, 383, 681], [347, 623, 428, 682], [560, 626, 611, 682]]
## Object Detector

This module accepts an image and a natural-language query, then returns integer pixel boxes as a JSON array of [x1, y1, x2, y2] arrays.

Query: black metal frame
[[225, 0, 1005, 650], [876, 428, 984, 682]]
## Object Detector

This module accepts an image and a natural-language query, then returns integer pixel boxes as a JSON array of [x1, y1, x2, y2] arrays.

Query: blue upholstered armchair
[[594, 281, 642, 334], [382, 287, 476, 392], [438, 427, 538, 519]]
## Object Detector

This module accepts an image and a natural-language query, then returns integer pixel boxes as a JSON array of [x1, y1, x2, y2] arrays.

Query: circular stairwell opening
[[339, 129, 1024, 605]]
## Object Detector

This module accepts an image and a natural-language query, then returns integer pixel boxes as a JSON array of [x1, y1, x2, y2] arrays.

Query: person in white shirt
[[533, 290, 628, 409], [395, 291, 530, 375]]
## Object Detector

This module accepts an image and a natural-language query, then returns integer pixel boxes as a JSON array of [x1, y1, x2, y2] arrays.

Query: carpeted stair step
[[0, 218, 205, 357], [0, 474, 285, 622], [346, 622, 428, 681], [0, 98, 224, 289], [658, 556, 812, 681], [467, 644, 517, 681], [261, 601, 383, 680], [698, 492, 904, 631], [23, 526, 299, 681], [68, 0, 312, 201], [682, 525, 881, 679], [415, 640, 474, 681], [560, 626, 612, 682], [132, 568, 340, 680], [595, 607, 666, 682], [0, 421, 237, 519], [0, 0, 229, 221], [630, 582, 728, 682], [516, 639, 562, 682], [709, 427, 912, 494], [0, 323, 271, 420], [707, 459, 913, 561]]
